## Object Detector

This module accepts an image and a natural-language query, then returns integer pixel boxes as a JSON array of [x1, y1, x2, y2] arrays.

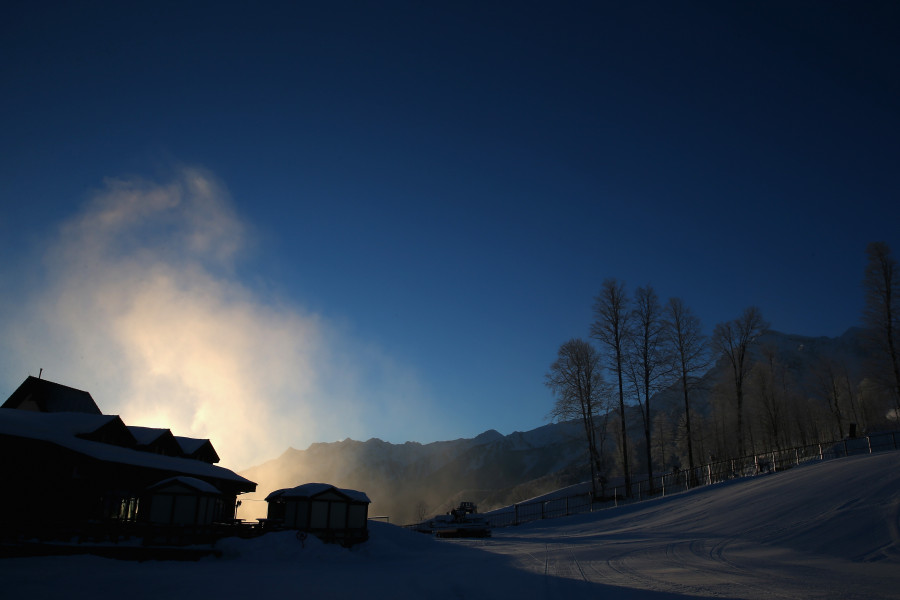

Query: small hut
[[265, 483, 370, 544], [143, 476, 223, 526]]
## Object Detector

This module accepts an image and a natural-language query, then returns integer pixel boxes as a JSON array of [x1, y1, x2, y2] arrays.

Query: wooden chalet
[[265, 483, 370, 545], [0, 377, 255, 536]]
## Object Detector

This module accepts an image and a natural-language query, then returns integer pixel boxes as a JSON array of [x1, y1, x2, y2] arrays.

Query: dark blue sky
[[2, 1, 898, 462]]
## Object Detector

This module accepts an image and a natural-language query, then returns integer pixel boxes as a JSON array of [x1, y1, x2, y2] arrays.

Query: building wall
[[310, 500, 328, 529], [348, 504, 368, 529], [285, 500, 309, 528], [275, 497, 368, 532], [146, 492, 217, 526]]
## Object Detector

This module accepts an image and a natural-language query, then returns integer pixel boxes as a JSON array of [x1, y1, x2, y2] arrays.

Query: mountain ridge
[[238, 328, 883, 524]]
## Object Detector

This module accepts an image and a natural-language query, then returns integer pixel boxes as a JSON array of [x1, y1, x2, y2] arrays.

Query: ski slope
[[2, 452, 898, 599], [478, 451, 900, 599]]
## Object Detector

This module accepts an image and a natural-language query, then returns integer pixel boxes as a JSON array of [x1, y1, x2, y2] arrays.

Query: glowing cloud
[[1, 167, 430, 469]]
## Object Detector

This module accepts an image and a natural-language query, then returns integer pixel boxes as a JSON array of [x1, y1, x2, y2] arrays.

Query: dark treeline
[[547, 242, 900, 499]]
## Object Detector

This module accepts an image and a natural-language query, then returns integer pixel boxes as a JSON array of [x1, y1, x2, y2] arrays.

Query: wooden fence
[[483, 431, 900, 529]]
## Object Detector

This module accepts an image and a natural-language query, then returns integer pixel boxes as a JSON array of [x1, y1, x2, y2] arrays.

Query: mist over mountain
[[239, 421, 588, 524], [239, 328, 883, 525]]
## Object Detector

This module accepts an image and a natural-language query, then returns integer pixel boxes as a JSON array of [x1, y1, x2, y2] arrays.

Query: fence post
[[867, 436, 872, 454], [843, 439, 848, 457], [614, 488, 618, 508], [772, 451, 777, 473], [794, 448, 799, 466], [819, 444, 823, 460]]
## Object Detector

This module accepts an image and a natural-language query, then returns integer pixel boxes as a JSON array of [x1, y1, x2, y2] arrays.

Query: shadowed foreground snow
[[3, 453, 899, 599]]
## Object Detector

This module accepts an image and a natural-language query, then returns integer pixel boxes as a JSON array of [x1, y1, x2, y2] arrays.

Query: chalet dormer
[[75, 415, 138, 447], [127, 426, 185, 457], [175, 436, 220, 464]]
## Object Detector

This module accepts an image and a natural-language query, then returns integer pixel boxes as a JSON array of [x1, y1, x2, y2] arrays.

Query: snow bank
[[2, 453, 898, 599]]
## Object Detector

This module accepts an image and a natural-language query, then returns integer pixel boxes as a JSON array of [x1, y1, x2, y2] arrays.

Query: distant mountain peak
[[473, 429, 504, 444]]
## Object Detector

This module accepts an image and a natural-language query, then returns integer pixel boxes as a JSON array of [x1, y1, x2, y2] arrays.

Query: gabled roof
[[0, 410, 138, 447], [127, 426, 184, 457], [0, 409, 255, 493], [128, 426, 170, 446], [266, 483, 370, 504], [174, 436, 208, 454], [175, 436, 220, 464], [76, 415, 138, 447], [2, 377, 102, 414]]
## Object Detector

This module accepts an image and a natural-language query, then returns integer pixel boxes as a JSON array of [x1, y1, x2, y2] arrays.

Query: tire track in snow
[[593, 541, 716, 597], [582, 537, 800, 599], [535, 541, 593, 587], [568, 545, 589, 584]]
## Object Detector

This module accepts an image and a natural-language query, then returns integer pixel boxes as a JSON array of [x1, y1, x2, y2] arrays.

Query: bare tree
[[711, 306, 769, 458], [812, 357, 847, 439], [652, 411, 674, 472], [841, 366, 862, 435], [857, 377, 895, 432], [663, 297, 709, 479], [625, 285, 668, 492], [748, 344, 794, 451], [591, 278, 633, 497], [546, 338, 608, 498], [862, 242, 900, 422]]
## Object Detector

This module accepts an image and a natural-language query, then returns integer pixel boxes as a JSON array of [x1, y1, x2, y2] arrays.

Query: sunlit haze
[[1, 2, 898, 470], [1, 169, 435, 468]]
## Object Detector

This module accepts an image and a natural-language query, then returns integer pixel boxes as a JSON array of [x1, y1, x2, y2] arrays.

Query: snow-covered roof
[[127, 426, 172, 446], [2, 376, 102, 414], [147, 476, 222, 495], [265, 483, 370, 503], [0, 408, 254, 490], [175, 436, 209, 454], [174, 436, 220, 464], [0, 409, 124, 438]]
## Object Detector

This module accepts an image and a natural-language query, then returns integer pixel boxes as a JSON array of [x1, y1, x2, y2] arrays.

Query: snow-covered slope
[[3, 452, 898, 599], [486, 452, 900, 598]]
